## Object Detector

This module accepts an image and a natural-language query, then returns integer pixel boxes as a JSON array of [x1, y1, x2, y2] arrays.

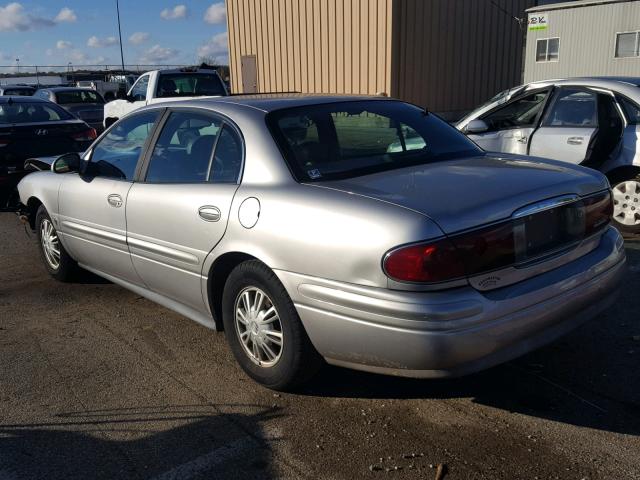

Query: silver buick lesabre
[[17, 95, 626, 390]]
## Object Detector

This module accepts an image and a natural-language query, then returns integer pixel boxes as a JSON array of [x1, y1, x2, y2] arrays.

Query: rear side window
[[268, 100, 480, 182], [145, 111, 242, 183], [543, 89, 597, 127], [89, 110, 160, 180], [0, 102, 73, 124], [156, 73, 226, 98], [616, 95, 640, 124], [55, 90, 104, 104]]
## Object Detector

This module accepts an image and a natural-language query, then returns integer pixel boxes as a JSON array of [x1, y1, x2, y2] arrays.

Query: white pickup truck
[[103, 67, 228, 128]]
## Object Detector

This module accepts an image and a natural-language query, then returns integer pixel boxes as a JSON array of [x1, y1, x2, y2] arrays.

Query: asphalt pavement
[[1, 212, 639, 479]]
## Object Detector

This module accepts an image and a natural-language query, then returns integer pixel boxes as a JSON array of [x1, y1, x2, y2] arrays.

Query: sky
[[0, 1, 229, 71]]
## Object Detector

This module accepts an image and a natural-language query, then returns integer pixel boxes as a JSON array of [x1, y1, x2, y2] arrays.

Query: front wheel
[[611, 175, 640, 234], [36, 205, 78, 281], [222, 260, 322, 391]]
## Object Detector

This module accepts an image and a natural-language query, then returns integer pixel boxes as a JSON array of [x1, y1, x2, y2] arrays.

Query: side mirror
[[465, 119, 489, 134], [52, 153, 81, 174]]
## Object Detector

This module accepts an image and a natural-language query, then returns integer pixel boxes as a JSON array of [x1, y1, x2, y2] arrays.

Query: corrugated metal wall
[[524, 1, 640, 83], [226, 0, 534, 117], [391, 0, 534, 117], [226, 0, 393, 95]]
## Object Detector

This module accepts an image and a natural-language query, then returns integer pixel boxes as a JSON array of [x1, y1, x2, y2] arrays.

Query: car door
[[57, 109, 162, 285], [125, 108, 243, 311], [129, 74, 150, 107], [469, 89, 551, 154]]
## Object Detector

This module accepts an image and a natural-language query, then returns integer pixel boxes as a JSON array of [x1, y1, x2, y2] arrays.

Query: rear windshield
[[268, 100, 482, 182], [0, 102, 74, 124], [156, 73, 226, 98], [55, 90, 104, 104], [2, 88, 34, 96]]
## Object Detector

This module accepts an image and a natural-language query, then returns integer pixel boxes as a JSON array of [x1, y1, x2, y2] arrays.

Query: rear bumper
[[275, 227, 626, 378]]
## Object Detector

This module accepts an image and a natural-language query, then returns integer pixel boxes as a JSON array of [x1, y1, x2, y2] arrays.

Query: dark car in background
[[34, 87, 105, 132], [0, 96, 96, 210], [0, 85, 36, 96]]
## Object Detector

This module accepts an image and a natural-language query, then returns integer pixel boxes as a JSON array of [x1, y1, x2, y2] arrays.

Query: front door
[[125, 109, 243, 311], [57, 110, 161, 285], [469, 89, 551, 155], [241, 55, 257, 93]]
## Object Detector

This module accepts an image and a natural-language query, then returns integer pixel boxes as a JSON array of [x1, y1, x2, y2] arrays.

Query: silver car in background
[[457, 77, 640, 233], [18, 95, 625, 390]]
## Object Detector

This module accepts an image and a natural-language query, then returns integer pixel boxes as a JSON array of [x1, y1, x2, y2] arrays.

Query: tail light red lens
[[71, 128, 97, 142], [384, 190, 612, 285]]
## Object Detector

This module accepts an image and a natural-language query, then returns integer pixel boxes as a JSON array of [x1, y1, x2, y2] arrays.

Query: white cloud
[[0, 2, 55, 32], [54, 7, 76, 23], [197, 32, 228, 61], [129, 31, 150, 45], [160, 4, 187, 20], [140, 44, 179, 63], [87, 36, 118, 48], [204, 3, 225, 24], [56, 40, 72, 49]]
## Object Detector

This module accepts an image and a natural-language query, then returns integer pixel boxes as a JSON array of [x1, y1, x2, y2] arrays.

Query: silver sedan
[[457, 77, 640, 233], [18, 95, 625, 390]]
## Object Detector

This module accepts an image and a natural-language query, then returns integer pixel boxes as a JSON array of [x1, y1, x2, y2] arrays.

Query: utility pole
[[116, 0, 126, 74]]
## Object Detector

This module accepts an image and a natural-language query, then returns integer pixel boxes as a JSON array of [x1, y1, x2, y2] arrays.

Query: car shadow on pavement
[[301, 242, 640, 438], [0, 405, 283, 480]]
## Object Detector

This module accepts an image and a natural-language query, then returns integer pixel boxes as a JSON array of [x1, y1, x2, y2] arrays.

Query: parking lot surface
[[1, 212, 639, 479]]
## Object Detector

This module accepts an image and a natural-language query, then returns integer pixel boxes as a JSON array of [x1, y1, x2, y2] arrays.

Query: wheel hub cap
[[612, 180, 640, 226], [234, 287, 283, 367], [40, 218, 61, 269]]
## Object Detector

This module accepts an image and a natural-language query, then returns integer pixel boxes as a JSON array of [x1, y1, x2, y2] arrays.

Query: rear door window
[[543, 89, 597, 127]]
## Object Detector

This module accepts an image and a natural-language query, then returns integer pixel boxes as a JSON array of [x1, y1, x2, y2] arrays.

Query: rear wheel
[[610, 174, 640, 234], [36, 205, 78, 281], [222, 260, 322, 391]]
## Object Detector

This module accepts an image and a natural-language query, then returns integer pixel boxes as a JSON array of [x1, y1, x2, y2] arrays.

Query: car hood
[[312, 154, 609, 234]]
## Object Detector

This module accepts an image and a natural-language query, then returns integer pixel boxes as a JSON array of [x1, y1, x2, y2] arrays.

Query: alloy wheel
[[40, 218, 61, 270]]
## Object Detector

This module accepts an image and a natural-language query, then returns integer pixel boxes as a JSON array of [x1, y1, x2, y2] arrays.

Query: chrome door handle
[[567, 136, 583, 145], [107, 194, 123, 208], [198, 206, 221, 222], [516, 136, 528, 144]]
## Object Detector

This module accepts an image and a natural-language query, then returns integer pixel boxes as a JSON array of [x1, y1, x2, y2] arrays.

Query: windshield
[[55, 90, 104, 104], [156, 73, 226, 98], [268, 100, 482, 182], [0, 102, 74, 124]]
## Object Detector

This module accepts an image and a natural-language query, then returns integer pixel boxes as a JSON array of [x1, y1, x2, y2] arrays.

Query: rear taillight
[[584, 190, 612, 235], [71, 128, 97, 142], [0, 138, 9, 147], [384, 191, 611, 285]]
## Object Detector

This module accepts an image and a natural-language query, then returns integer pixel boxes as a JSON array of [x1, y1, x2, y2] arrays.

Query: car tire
[[610, 172, 640, 235], [222, 260, 322, 391], [35, 205, 78, 281]]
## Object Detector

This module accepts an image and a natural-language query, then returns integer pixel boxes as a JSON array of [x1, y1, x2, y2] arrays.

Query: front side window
[[615, 32, 640, 58], [536, 38, 560, 62], [481, 91, 549, 130], [156, 73, 226, 98], [130, 75, 149, 101], [145, 111, 242, 183], [543, 89, 597, 127], [268, 101, 480, 182], [89, 110, 160, 180]]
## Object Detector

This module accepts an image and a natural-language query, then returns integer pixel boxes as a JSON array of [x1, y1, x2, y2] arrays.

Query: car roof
[[38, 86, 97, 92], [152, 93, 392, 113], [1, 85, 35, 90], [526, 76, 640, 90], [0, 96, 49, 104]]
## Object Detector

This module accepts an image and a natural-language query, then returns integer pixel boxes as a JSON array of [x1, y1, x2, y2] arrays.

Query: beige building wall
[[226, 0, 394, 96], [227, 0, 534, 118]]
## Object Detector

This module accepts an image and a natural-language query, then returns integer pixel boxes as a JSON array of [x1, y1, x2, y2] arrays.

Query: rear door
[[125, 108, 243, 311], [469, 89, 551, 154], [57, 109, 161, 285], [529, 88, 599, 164]]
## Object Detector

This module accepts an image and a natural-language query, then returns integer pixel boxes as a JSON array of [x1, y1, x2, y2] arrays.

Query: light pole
[[116, 0, 126, 74], [15, 58, 19, 74]]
